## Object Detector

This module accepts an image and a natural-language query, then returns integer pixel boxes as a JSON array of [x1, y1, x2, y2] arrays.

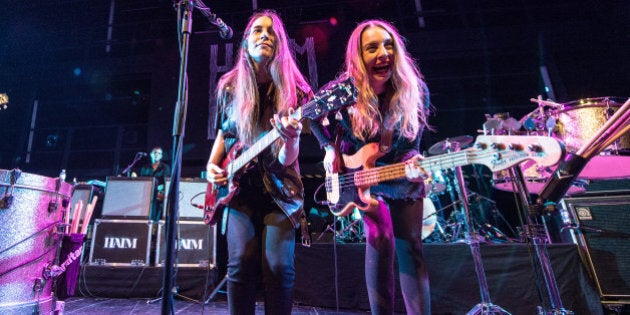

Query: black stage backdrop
[[294, 243, 603, 314]]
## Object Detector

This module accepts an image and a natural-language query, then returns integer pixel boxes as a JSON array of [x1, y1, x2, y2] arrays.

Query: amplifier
[[163, 178, 206, 219], [561, 193, 630, 302], [101, 177, 154, 218], [89, 219, 152, 266], [155, 220, 216, 267]]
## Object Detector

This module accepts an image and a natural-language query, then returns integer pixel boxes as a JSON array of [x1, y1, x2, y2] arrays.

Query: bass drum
[[552, 97, 630, 179], [0, 169, 73, 314], [422, 197, 437, 240]]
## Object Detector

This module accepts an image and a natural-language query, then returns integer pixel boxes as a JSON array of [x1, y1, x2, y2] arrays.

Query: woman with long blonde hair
[[311, 19, 432, 314]]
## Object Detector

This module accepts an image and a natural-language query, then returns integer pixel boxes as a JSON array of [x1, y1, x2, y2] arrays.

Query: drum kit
[[420, 96, 630, 242], [330, 96, 630, 244]]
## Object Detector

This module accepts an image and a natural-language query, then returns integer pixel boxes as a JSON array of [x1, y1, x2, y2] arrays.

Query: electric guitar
[[325, 135, 565, 217], [204, 78, 358, 225]]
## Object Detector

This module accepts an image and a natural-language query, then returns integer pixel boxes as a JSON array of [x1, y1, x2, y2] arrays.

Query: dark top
[[218, 84, 310, 228], [310, 82, 431, 200], [139, 161, 171, 189]]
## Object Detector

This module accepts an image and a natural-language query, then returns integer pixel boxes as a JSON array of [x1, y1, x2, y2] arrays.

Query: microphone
[[137, 152, 148, 157], [215, 17, 233, 40], [194, 0, 233, 39]]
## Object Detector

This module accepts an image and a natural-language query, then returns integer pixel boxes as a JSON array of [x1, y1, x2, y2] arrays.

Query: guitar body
[[326, 143, 383, 217], [203, 143, 244, 226]]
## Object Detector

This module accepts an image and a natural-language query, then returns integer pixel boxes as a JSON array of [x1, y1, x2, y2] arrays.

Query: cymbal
[[428, 135, 474, 155]]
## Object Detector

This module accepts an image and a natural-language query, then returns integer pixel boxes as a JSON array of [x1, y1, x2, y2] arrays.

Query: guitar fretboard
[[353, 150, 471, 186], [228, 128, 281, 176]]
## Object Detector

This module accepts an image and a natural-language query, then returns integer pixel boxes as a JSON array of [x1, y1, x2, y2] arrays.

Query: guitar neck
[[228, 128, 281, 176], [354, 150, 471, 186]]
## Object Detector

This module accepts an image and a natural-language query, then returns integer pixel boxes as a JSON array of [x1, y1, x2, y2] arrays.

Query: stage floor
[[62, 296, 369, 314]]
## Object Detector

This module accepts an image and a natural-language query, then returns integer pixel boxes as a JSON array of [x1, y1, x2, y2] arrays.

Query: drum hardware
[[0, 168, 21, 210], [427, 135, 473, 156], [315, 214, 364, 243], [481, 113, 522, 136]]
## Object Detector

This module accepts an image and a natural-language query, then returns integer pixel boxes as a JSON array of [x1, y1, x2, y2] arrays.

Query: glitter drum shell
[[552, 97, 630, 180], [0, 169, 73, 314]]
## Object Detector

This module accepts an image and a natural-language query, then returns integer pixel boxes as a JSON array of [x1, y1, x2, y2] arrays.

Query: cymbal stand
[[508, 166, 573, 315], [450, 143, 511, 315]]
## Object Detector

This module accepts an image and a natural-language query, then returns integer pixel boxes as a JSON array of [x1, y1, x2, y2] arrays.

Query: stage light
[[73, 68, 81, 76], [46, 134, 59, 148], [329, 17, 338, 26], [0, 93, 8, 110]]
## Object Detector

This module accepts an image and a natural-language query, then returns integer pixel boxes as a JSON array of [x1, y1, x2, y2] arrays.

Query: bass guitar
[[325, 135, 565, 217], [204, 78, 358, 225]]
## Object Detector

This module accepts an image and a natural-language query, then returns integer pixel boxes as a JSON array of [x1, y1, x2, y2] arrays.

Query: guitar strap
[[378, 91, 394, 154], [379, 127, 394, 153]]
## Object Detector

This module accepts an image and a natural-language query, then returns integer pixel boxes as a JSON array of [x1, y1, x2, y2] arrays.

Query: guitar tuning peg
[[321, 117, 330, 126]]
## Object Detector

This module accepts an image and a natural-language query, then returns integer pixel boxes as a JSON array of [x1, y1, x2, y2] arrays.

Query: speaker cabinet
[[155, 220, 216, 267], [89, 219, 152, 266], [101, 177, 155, 218], [163, 178, 206, 219], [562, 193, 630, 301]]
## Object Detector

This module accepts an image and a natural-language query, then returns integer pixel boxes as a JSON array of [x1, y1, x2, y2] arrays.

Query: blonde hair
[[344, 20, 428, 141], [216, 10, 310, 145]]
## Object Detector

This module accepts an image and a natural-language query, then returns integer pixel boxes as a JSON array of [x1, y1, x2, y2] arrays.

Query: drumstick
[[80, 195, 98, 235], [70, 200, 83, 235], [65, 201, 73, 234], [529, 98, 563, 108], [577, 98, 630, 156]]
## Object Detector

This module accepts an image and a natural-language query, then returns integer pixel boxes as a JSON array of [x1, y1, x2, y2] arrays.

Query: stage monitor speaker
[[561, 193, 630, 302], [101, 177, 154, 218], [163, 178, 206, 219]]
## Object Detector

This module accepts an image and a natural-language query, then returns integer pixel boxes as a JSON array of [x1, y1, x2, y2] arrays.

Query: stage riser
[[77, 243, 603, 314]]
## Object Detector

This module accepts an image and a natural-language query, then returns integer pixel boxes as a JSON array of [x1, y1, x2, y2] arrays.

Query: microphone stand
[[162, 2, 230, 313], [120, 153, 144, 176], [162, 1, 193, 313], [509, 166, 573, 314], [449, 141, 510, 315]]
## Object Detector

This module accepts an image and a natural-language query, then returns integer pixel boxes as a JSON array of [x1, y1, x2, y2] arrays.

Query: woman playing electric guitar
[[205, 10, 312, 315], [310, 20, 433, 314]]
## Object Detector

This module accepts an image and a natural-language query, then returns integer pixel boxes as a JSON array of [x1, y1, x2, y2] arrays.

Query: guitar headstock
[[472, 135, 565, 172], [296, 76, 357, 121]]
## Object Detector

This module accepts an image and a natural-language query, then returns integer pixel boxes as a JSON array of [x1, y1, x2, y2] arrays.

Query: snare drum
[[0, 169, 73, 314]]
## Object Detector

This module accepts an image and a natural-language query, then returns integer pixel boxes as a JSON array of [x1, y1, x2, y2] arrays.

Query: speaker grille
[[101, 177, 154, 218], [563, 194, 630, 301]]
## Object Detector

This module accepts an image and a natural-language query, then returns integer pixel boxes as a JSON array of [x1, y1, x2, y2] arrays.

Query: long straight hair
[[216, 10, 310, 145], [344, 20, 429, 141]]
